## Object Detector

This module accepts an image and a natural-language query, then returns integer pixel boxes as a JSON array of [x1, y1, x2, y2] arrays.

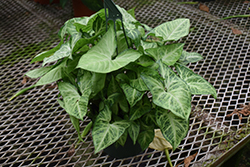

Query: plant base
[[103, 137, 142, 159]]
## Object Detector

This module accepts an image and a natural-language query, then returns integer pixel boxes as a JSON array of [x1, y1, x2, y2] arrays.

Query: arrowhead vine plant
[[10, 6, 217, 157]]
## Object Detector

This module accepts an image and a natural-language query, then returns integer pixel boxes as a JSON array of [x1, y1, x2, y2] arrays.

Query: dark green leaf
[[117, 129, 128, 146], [90, 73, 106, 98], [130, 96, 151, 121], [137, 129, 154, 151], [70, 115, 84, 142], [128, 121, 140, 145], [108, 76, 129, 113]]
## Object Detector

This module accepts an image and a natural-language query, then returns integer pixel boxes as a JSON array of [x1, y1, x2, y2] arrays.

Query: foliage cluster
[[11, 6, 216, 153]]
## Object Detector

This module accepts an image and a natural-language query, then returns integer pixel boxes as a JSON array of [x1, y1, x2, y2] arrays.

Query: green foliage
[[10, 5, 217, 154]]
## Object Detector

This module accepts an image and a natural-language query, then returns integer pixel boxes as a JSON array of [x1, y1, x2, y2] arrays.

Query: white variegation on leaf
[[175, 63, 217, 99], [178, 51, 203, 65], [92, 106, 130, 153], [77, 27, 141, 73], [58, 82, 90, 121], [120, 82, 144, 107], [43, 42, 72, 66], [141, 61, 191, 120], [145, 18, 190, 42], [156, 107, 189, 150], [145, 43, 184, 66]]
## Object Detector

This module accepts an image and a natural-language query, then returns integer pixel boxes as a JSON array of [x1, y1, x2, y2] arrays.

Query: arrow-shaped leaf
[[92, 106, 130, 153], [77, 27, 142, 73], [175, 63, 217, 99], [141, 61, 191, 120], [146, 19, 190, 42], [177, 51, 203, 65], [58, 82, 90, 120], [128, 121, 140, 145], [156, 107, 189, 150], [146, 43, 184, 66], [120, 82, 144, 107]]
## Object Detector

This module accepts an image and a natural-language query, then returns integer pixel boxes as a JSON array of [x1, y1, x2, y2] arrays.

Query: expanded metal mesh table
[[1, 0, 250, 166]]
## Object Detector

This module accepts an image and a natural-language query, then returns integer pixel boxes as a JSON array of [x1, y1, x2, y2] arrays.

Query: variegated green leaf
[[35, 61, 66, 86], [117, 30, 130, 54], [92, 107, 130, 153], [145, 43, 184, 66], [130, 96, 151, 121], [31, 39, 63, 63], [58, 82, 90, 120], [125, 24, 141, 47], [141, 61, 191, 120], [175, 63, 217, 99], [120, 82, 144, 107], [25, 66, 53, 78], [177, 51, 203, 65], [146, 19, 190, 42], [128, 121, 140, 145], [43, 42, 71, 66], [156, 107, 189, 150], [77, 71, 92, 95], [137, 129, 154, 151], [130, 78, 148, 92], [141, 40, 158, 51], [77, 27, 142, 73]]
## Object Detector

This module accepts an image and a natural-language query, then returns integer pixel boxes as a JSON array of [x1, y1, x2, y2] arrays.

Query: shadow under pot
[[103, 136, 142, 159]]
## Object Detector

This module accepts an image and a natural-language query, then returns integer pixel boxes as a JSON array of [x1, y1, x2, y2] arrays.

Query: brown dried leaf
[[199, 4, 209, 13], [21, 76, 29, 84], [149, 129, 173, 151], [67, 144, 75, 157], [184, 152, 198, 167], [231, 27, 242, 35], [243, 1, 249, 4]]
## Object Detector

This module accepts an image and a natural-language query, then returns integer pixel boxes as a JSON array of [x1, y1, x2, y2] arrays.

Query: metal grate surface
[[1, 0, 250, 166]]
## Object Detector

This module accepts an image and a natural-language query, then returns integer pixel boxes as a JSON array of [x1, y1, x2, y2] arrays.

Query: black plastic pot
[[103, 136, 142, 159]]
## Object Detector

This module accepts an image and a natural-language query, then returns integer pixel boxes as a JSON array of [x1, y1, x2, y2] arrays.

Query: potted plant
[[10, 6, 217, 158]]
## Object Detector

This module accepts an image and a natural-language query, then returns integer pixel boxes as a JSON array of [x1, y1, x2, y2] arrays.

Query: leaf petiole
[[165, 149, 173, 167]]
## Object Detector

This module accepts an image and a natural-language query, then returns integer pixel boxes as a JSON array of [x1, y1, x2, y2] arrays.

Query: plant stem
[[220, 15, 250, 20], [165, 149, 173, 167]]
